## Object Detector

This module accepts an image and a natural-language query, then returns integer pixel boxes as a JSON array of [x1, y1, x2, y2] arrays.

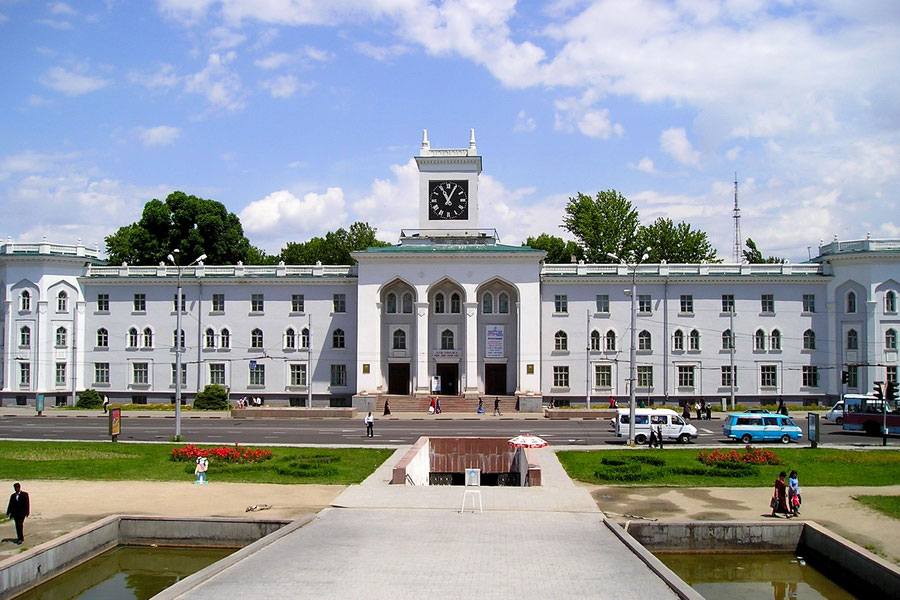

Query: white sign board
[[485, 325, 504, 358], [431, 376, 441, 393], [465, 468, 481, 487]]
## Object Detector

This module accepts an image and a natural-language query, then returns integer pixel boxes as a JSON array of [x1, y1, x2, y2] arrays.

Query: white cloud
[[128, 64, 180, 90], [554, 92, 623, 138], [725, 145, 742, 161], [354, 41, 409, 62], [254, 46, 332, 70], [660, 128, 701, 166], [513, 109, 536, 133], [262, 74, 311, 98], [254, 52, 293, 70], [240, 188, 348, 249], [40, 65, 110, 95], [629, 157, 660, 175], [0, 151, 77, 178], [184, 52, 244, 111], [48, 2, 77, 16], [135, 125, 181, 147], [350, 159, 419, 242], [208, 26, 246, 50], [35, 18, 72, 29]]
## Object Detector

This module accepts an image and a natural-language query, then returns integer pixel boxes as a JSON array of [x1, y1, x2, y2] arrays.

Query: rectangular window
[[173, 292, 185, 312], [594, 364, 612, 388], [887, 366, 897, 384], [760, 365, 777, 387], [680, 294, 694, 314], [97, 293, 110, 312], [133, 362, 149, 385], [638, 294, 651, 313], [251, 293, 264, 312], [553, 365, 569, 388], [554, 294, 568, 314], [133, 293, 146, 312], [55, 362, 67, 386], [802, 366, 819, 387], [677, 365, 695, 388], [290, 364, 307, 386], [761, 294, 775, 313], [209, 363, 226, 386], [171, 363, 187, 386], [721, 366, 736, 387], [19, 362, 30, 386], [250, 363, 266, 386], [802, 294, 816, 313], [595, 294, 609, 313], [212, 294, 225, 312], [291, 294, 305, 313], [330, 364, 347, 386], [847, 365, 858, 389], [95, 362, 110, 384], [637, 365, 653, 388], [721, 294, 735, 313], [333, 293, 346, 313]]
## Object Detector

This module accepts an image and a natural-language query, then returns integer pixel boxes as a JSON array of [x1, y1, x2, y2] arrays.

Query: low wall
[[231, 407, 357, 418], [391, 437, 543, 486], [392, 436, 430, 485], [622, 521, 803, 552], [545, 409, 615, 420]]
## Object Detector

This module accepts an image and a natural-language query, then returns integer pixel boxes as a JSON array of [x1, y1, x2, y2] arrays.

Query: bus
[[841, 393, 900, 436]]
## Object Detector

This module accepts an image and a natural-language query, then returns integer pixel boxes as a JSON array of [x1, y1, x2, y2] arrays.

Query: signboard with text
[[109, 407, 121, 440], [485, 325, 505, 358]]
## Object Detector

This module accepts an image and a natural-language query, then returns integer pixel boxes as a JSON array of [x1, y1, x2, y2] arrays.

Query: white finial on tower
[[421, 129, 430, 151], [469, 128, 477, 154]]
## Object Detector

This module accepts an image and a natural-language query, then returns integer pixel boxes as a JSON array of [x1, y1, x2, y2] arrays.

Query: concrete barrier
[[545, 409, 615, 420], [392, 436, 430, 485], [231, 407, 357, 418]]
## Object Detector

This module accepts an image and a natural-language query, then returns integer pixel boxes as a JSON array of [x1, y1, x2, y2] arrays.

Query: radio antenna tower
[[732, 172, 742, 263]]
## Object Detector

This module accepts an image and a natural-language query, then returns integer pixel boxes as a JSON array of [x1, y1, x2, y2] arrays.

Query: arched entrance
[[477, 279, 518, 395]]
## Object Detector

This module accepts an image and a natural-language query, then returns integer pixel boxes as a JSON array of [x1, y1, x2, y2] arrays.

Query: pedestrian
[[695, 400, 702, 420], [682, 402, 691, 420], [435, 397, 442, 414], [771, 471, 791, 518], [705, 403, 712, 421], [383, 400, 391, 416], [657, 425, 664, 449], [429, 397, 436, 414], [365, 411, 374, 437], [477, 399, 484, 414], [194, 456, 209, 485], [493, 397, 502, 416], [788, 470, 801, 516], [6, 482, 30, 545], [608, 396, 615, 409], [639, 399, 646, 408], [102, 395, 109, 414], [648, 426, 659, 448]]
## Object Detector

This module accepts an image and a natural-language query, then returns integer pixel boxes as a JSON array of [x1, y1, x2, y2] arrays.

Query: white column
[[866, 299, 879, 389], [415, 301, 429, 394], [825, 300, 837, 397], [464, 301, 479, 394]]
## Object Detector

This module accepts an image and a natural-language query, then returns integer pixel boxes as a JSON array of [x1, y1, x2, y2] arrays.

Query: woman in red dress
[[771, 471, 791, 517]]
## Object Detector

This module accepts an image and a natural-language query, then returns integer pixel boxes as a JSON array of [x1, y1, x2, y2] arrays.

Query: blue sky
[[1, 1, 898, 262]]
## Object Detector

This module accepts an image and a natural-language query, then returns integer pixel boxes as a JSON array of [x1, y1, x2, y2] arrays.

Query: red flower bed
[[170, 443, 273, 464], [698, 445, 781, 466]]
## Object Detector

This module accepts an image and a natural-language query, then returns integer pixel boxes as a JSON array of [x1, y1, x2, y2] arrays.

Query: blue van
[[723, 413, 803, 444]]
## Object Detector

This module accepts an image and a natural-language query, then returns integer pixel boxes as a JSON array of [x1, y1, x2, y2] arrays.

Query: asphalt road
[[0, 414, 890, 446]]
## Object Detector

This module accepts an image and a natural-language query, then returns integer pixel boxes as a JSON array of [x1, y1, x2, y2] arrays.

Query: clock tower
[[416, 129, 482, 230]]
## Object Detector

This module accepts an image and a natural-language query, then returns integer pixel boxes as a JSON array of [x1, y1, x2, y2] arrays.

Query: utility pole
[[586, 308, 591, 409]]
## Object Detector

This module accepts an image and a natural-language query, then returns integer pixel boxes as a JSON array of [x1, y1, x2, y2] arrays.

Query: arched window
[[434, 293, 445, 314], [689, 329, 700, 351], [20, 291, 31, 312], [770, 329, 782, 350], [386, 293, 397, 313], [722, 329, 734, 350], [886, 291, 898, 313], [206, 328, 217, 348], [590, 330, 600, 351], [19, 325, 31, 347], [173, 329, 185, 349], [441, 329, 454, 350], [803, 329, 816, 350], [392, 329, 406, 350], [57, 290, 68, 312], [128, 327, 139, 348], [332, 328, 345, 349], [498, 292, 509, 314], [450, 293, 461, 313], [251, 328, 263, 349], [143, 327, 153, 348], [285, 328, 295, 349], [846, 329, 858, 350], [555, 330, 568, 351], [754, 329, 766, 351], [97, 328, 108, 348], [402, 292, 413, 313], [638, 330, 652, 351], [301, 327, 309, 349], [220, 328, 230, 349], [605, 330, 616, 351], [55, 326, 67, 347], [673, 329, 684, 351], [847, 291, 857, 314], [482, 292, 493, 314], [886, 328, 898, 350]]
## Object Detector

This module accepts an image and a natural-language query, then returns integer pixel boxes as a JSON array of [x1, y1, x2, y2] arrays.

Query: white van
[[613, 408, 698, 444], [824, 401, 844, 425]]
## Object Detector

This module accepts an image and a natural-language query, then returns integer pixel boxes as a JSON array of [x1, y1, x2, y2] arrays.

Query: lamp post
[[167, 249, 206, 440]]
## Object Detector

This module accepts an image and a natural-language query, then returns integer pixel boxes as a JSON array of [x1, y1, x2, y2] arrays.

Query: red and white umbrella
[[507, 434, 549, 448]]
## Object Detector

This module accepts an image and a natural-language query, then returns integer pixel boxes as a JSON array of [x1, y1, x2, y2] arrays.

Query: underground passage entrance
[[391, 437, 542, 486]]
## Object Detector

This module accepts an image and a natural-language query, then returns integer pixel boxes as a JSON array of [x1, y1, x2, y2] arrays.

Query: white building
[[2, 132, 898, 409]]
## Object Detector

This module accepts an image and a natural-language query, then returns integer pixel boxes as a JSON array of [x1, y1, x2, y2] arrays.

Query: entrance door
[[484, 364, 507, 395], [435, 363, 459, 395], [387, 363, 410, 395]]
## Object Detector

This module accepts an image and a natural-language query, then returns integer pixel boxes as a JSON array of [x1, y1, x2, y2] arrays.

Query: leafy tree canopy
[[743, 238, 785, 264], [279, 222, 391, 265], [638, 218, 718, 263], [523, 234, 583, 263], [246, 245, 280, 266], [105, 192, 251, 265]]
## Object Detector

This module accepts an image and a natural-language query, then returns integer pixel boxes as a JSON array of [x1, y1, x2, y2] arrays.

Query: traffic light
[[841, 371, 849, 384], [872, 382, 885, 400], [887, 381, 898, 402]]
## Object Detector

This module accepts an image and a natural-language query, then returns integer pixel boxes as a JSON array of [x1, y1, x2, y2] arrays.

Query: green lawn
[[0, 441, 392, 485], [557, 448, 900, 487], [854, 495, 900, 520]]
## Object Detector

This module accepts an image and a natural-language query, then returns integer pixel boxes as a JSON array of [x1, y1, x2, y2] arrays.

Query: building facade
[[2, 132, 898, 408]]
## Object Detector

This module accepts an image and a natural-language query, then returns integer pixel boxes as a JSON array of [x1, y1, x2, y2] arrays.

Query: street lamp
[[167, 249, 206, 440]]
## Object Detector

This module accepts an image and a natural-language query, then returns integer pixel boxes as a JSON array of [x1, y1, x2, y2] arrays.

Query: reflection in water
[[16, 545, 234, 600], [655, 553, 857, 600]]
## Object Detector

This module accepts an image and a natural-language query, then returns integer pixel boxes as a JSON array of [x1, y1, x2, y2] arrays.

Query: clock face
[[428, 180, 469, 220]]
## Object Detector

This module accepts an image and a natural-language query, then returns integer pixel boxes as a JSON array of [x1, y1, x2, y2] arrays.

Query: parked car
[[614, 408, 698, 444], [744, 408, 771, 414], [723, 413, 803, 444], [824, 401, 844, 425]]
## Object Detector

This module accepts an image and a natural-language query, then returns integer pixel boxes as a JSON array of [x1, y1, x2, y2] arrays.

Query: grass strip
[[854, 495, 900, 520], [0, 441, 391, 485]]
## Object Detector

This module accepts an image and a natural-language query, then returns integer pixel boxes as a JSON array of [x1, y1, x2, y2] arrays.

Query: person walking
[[364, 412, 374, 438], [788, 470, 801, 516], [6, 482, 30, 545], [695, 400, 703, 420], [657, 425, 664, 449], [477, 399, 484, 414], [771, 471, 791, 518], [648, 426, 659, 448], [682, 401, 691, 421], [102, 395, 109, 414], [493, 397, 502, 416], [383, 400, 391, 416]]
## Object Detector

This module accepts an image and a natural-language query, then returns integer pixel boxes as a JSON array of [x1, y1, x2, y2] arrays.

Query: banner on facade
[[433, 349, 461, 358], [485, 325, 504, 358]]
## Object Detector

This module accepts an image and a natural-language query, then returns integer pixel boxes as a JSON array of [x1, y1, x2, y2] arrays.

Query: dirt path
[[0, 480, 344, 560], [579, 482, 900, 563]]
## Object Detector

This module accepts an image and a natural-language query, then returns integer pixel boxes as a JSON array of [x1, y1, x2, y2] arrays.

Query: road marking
[[701, 428, 714, 434]]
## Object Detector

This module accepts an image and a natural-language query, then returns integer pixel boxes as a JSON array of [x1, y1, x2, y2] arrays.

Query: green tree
[[76, 389, 102, 409], [743, 238, 785, 263], [279, 222, 391, 265], [105, 191, 251, 265], [246, 245, 279, 265], [562, 190, 640, 263], [637, 218, 718, 263], [523, 234, 583, 263], [193, 384, 230, 410]]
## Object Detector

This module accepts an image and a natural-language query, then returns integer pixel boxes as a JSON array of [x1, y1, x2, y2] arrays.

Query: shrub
[[697, 446, 781, 466], [170, 443, 273, 464], [193, 384, 230, 410], [76, 389, 103, 409]]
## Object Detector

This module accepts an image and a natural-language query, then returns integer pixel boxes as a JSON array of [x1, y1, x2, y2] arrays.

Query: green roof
[[359, 244, 543, 254]]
